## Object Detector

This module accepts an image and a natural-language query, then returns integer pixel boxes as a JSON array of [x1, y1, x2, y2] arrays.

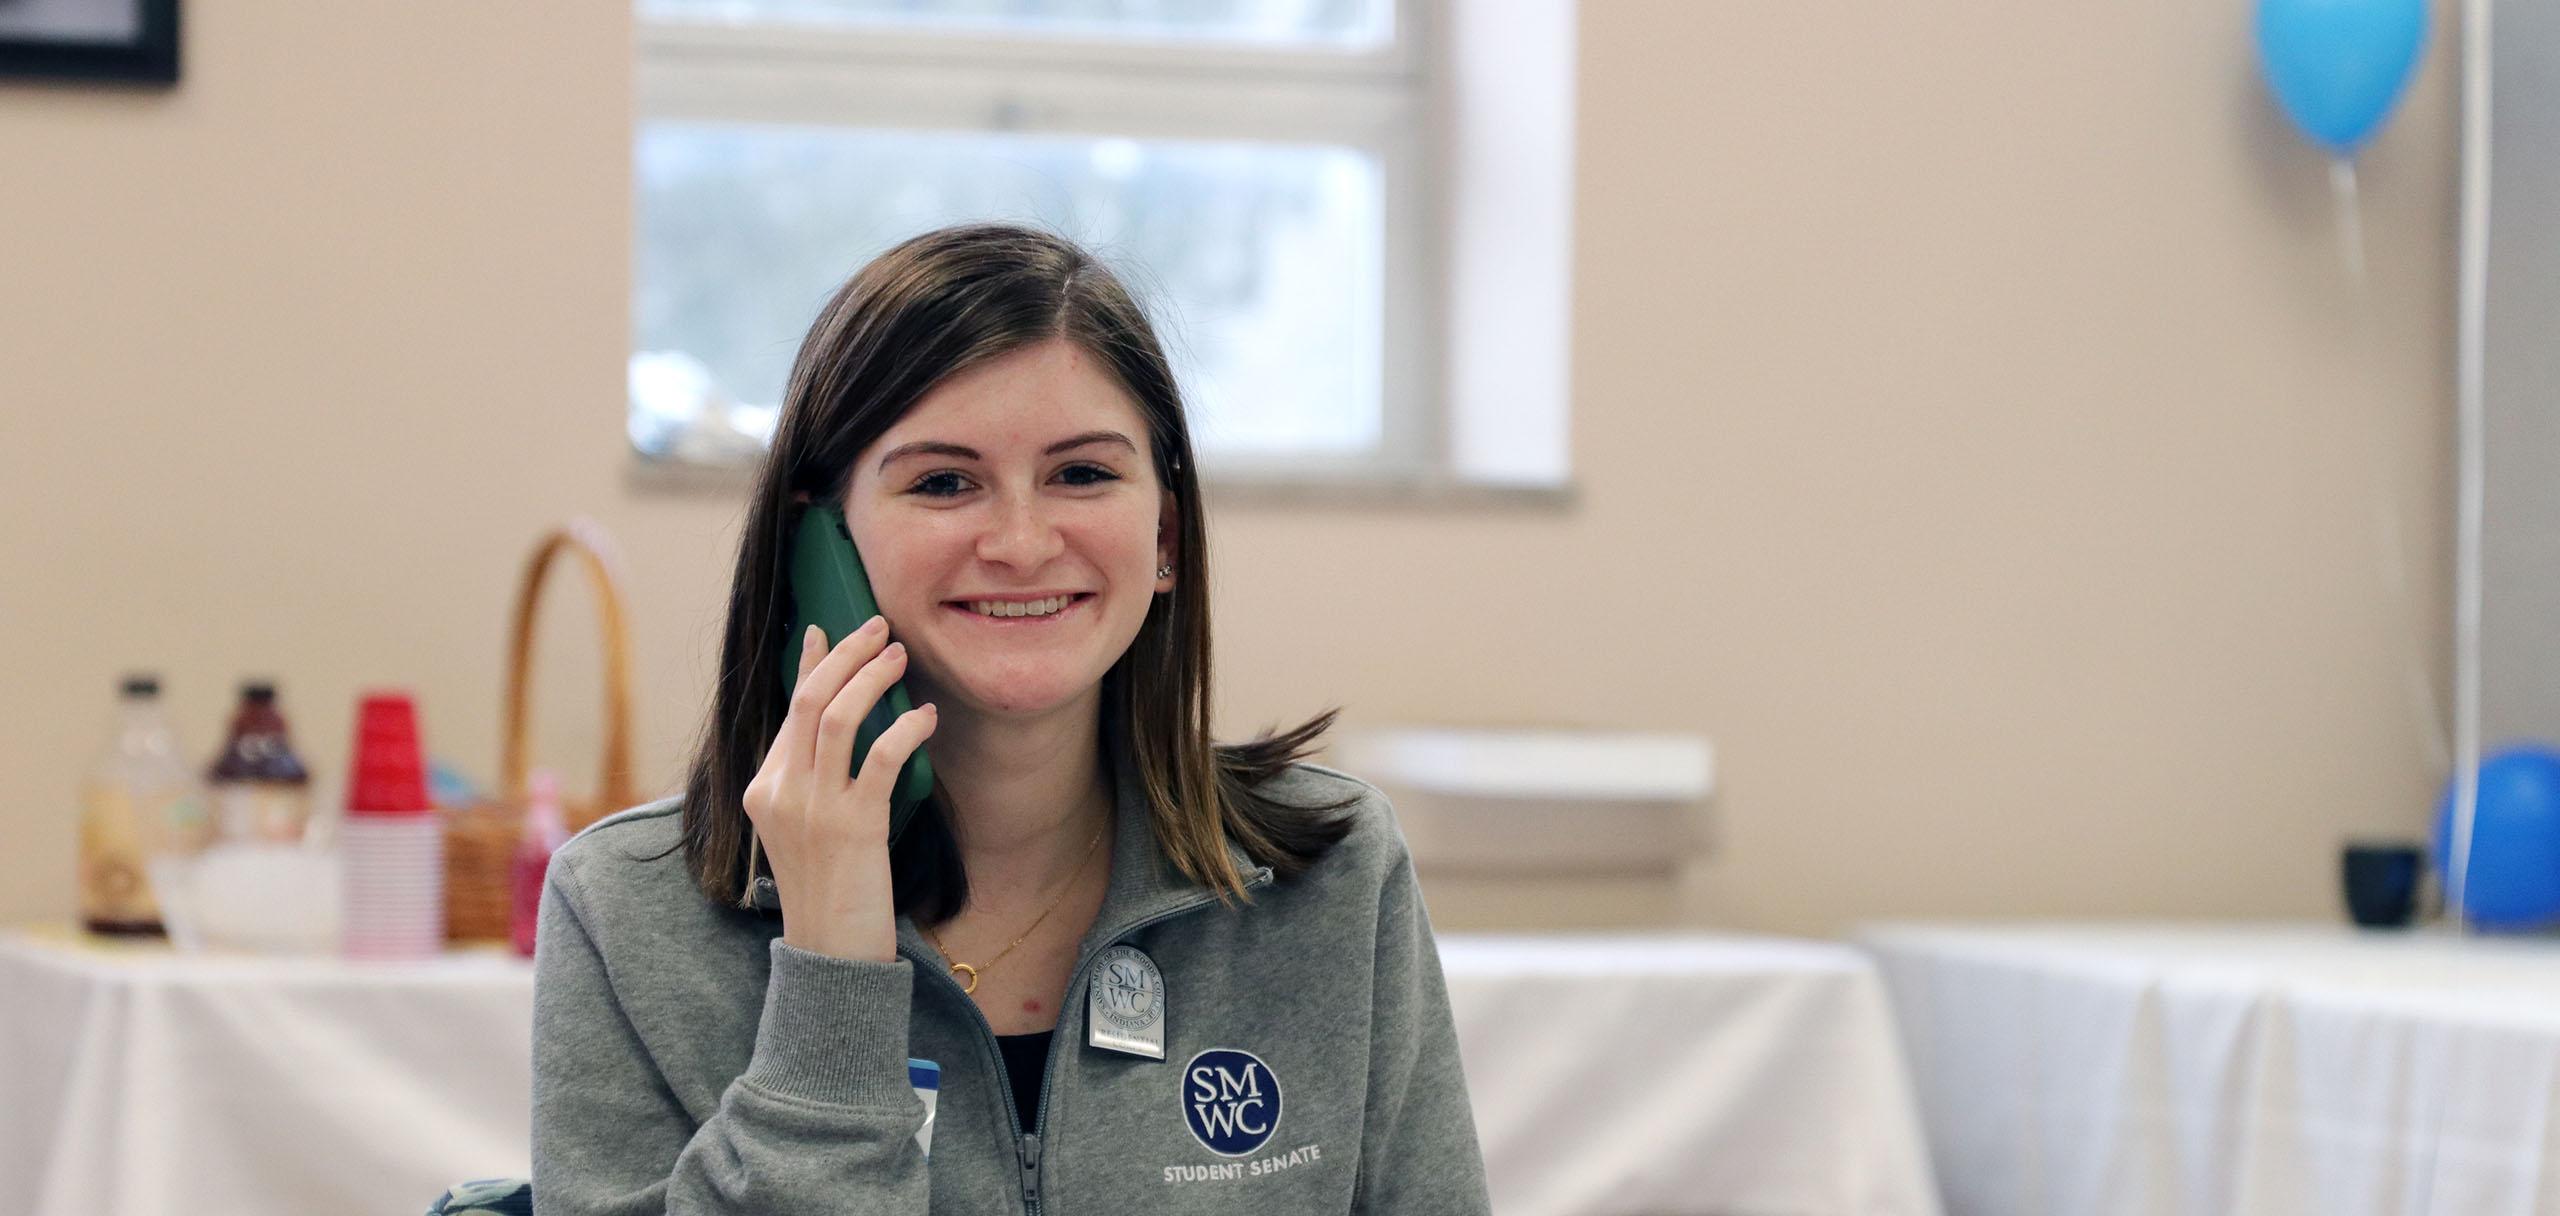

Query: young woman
[[530, 223, 1490, 1214]]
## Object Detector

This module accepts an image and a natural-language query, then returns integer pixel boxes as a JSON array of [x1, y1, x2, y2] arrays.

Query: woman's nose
[[974, 492, 1066, 568]]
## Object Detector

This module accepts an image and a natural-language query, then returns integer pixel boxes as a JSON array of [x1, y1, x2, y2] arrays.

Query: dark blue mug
[[2341, 841, 2422, 928]]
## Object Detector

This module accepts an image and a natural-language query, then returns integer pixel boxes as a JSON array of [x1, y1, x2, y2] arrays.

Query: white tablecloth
[[1862, 921, 2560, 1216], [1444, 934, 1942, 1216], [0, 926, 536, 1216], [1, 926, 1941, 1216]]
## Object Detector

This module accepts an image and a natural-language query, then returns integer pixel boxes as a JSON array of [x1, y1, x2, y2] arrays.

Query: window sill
[[623, 454, 1578, 512]]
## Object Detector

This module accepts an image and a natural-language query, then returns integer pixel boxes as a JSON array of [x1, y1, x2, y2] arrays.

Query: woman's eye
[[1059, 463, 1120, 487], [906, 464, 1120, 498]]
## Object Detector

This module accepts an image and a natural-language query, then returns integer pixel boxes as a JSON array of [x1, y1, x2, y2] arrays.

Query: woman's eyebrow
[[876, 430, 1137, 473]]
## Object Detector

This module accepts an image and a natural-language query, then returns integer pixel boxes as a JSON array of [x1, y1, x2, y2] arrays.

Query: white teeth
[[969, 596, 1070, 618]]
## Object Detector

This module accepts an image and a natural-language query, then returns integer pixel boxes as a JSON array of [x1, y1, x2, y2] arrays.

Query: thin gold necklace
[[925, 823, 1106, 996]]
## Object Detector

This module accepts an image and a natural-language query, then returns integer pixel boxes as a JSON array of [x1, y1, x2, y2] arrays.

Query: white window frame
[[632, 4, 1454, 486]]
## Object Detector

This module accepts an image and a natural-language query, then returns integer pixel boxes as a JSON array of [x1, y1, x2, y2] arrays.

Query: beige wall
[[0, 2, 2455, 937]]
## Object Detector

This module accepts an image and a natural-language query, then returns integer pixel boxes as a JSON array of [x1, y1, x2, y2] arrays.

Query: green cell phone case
[[782, 502, 935, 844]]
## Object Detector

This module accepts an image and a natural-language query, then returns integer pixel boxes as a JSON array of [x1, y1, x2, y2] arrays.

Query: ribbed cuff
[[743, 938, 916, 1108]]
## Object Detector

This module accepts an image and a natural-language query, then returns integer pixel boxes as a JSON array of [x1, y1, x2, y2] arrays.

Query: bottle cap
[[346, 691, 431, 815], [241, 681, 276, 703], [122, 674, 160, 698]]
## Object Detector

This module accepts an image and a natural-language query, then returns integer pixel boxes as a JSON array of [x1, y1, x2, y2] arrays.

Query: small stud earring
[[1157, 564, 1173, 579]]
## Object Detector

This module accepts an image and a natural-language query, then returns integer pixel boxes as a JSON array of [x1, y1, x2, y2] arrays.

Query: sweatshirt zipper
[[1018, 1131, 1042, 1209], [903, 865, 1272, 1216]]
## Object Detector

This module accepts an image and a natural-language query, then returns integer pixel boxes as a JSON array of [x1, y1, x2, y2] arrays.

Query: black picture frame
[[0, 0, 178, 85]]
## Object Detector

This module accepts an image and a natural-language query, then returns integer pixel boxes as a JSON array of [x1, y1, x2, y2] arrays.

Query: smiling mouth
[[944, 593, 1096, 623]]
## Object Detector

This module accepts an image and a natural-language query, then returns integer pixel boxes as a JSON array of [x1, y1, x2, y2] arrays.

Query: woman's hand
[[741, 615, 939, 963]]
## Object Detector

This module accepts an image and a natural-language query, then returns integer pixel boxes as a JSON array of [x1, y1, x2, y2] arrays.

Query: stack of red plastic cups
[[339, 692, 444, 959]]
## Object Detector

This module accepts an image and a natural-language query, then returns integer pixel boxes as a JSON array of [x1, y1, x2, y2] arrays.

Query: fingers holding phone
[[814, 626, 938, 810], [742, 615, 939, 962]]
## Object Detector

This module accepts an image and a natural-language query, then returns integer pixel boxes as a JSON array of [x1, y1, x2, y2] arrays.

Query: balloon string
[[2373, 493, 2453, 775], [2354, 318, 2460, 880], [2339, 153, 2452, 780], [2331, 159, 2368, 285]]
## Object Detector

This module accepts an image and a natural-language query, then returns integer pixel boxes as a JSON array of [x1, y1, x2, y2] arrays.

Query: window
[[631, 0, 1447, 484]]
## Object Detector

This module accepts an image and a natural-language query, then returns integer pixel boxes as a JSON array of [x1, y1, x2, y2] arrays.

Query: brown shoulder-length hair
[[670, 222, 1358, 925]]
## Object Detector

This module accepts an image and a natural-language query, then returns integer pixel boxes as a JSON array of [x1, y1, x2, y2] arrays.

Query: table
[[0, 926, 535, 1216], [1445, 934, 1942, 1216], [1, 926, 1942, 1216], [1862, 921, 2560, 1216]]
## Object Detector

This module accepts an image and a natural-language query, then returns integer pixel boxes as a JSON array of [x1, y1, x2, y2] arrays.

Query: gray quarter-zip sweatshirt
[[529, 751, 1491, 1215]]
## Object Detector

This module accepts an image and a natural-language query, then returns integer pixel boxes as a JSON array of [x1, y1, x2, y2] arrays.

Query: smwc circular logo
[[1181, 1048, 1282, 1156]]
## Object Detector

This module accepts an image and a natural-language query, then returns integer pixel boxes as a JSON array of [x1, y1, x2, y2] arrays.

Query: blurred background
[[0, 0, 2463, 937], [11, 1, 2559, 1214]]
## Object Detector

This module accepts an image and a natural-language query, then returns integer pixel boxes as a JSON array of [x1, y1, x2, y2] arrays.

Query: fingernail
[[863, 614, 885, 633], [803, 624, 822, 652]]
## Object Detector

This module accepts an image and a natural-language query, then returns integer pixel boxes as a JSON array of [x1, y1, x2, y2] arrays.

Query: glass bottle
[[207, 680, 315, 845], [78, 674, 208, 935]]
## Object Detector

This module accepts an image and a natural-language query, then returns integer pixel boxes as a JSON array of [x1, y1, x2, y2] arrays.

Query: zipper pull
[[1019, 1132, 1043, 1208]]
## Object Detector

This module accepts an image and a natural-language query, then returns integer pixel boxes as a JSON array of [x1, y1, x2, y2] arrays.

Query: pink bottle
[[509, 768, 569, 957]]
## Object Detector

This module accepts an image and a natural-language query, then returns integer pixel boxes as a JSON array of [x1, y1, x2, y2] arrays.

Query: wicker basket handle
[[499, 517, 639, 826]]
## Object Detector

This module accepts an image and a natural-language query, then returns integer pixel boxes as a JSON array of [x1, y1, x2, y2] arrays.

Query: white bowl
[[148, 842, 342, 955]]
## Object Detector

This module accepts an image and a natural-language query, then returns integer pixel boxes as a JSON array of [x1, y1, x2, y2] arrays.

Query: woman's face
[[841, 337, 1177, 723]]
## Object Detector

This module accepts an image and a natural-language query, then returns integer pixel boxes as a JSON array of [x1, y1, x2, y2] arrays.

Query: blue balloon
[[2434, 744, 2560, 931], [2255, 0, 2428, 157]]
